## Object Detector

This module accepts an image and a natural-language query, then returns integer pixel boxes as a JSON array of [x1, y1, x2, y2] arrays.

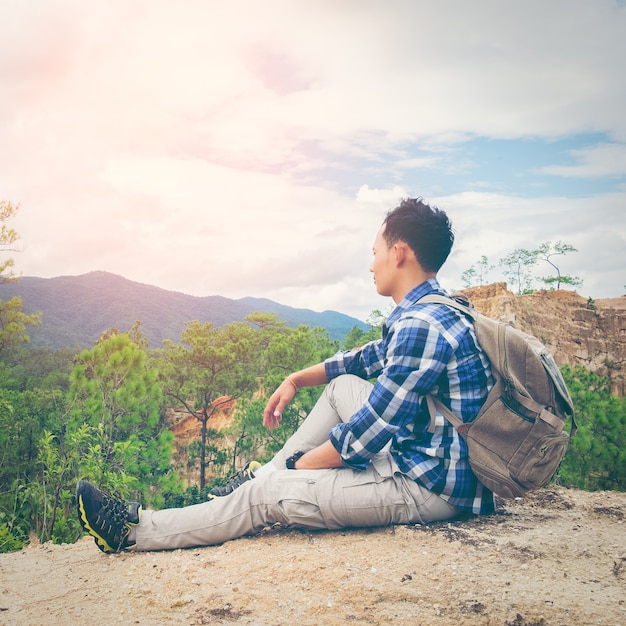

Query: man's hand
[[263, 379, 297, 429], [262, 363, 330, 429]]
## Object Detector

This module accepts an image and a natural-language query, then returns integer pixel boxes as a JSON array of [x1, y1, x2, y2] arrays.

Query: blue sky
[[440, 135, 624, 196], [1, 1, 625, 321], [326, 133, 625, 198]]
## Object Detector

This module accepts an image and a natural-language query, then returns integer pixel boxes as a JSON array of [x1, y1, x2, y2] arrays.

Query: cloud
[[539, 143, 626, 178], [2, 1, 626, 321], [437, 190, 626, 297]]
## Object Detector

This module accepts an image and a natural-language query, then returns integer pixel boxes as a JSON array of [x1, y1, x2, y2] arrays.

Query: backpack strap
[[418, 294, 477, 433], [418, 294, 476, 320], [425, 395, 469, 434], [509, 387, 567, 431]]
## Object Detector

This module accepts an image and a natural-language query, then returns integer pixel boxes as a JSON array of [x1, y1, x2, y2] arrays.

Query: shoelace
[[224, 467, 253, 491], [99, 492, 130, 550]]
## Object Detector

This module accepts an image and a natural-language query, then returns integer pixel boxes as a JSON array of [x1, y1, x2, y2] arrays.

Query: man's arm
[[293, 440, 343, 469], [262, 362, 329, 429]]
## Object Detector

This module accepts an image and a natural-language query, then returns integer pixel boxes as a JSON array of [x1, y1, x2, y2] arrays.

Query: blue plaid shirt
[[325, 279, 495, 514]]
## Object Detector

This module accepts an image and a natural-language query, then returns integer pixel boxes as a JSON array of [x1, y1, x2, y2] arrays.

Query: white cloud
[[3, 1, 626, 321], [539, 143, 626, 178]]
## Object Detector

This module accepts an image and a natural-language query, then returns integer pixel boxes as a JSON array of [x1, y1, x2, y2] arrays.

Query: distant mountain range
[[0, 271, 367, 350]]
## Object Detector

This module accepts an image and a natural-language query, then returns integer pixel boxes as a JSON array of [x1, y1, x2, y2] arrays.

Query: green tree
[[157, 318, 266, 488], [33, 424, 93, 544], [0, 348, 76, 493], [0, 296, 41, 353], [0, 201, 41, 353], [461, 255, 494, 289], [536, 241, 582, 290], [460, 266, 477, 290], [0, 347, 75, 550], [68, 330, 174, 502], [0, 386, 65, 490], [4, 347, 77, 393], [344, 310, 386, 350], [227, 323, 336, 470], [0, 200, 20, 283], [499, 248, 539, 294], [343, 325, 367, 350], [557, 365, 626, 491]]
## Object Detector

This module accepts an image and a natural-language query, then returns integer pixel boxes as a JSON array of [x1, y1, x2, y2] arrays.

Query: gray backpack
[[420, 294, 577, 499]]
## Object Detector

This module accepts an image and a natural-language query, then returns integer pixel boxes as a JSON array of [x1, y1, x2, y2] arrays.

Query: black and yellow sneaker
[[76, 480, 141, 553], [207, 461, 262, 499]]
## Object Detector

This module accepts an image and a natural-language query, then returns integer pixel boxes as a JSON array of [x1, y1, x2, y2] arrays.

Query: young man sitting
[[77, 197, 494, 553]]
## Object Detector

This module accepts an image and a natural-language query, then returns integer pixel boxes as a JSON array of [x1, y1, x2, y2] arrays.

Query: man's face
[[369, 226, 395, 297]]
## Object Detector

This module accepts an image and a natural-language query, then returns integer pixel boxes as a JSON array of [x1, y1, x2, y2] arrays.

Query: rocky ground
[[1, 487, 625, 626]]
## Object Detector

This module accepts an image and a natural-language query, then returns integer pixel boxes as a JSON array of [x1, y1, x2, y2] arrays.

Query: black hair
[[382, 198, 454, 272]]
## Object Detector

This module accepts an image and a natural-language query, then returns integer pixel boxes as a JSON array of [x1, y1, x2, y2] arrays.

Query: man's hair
[[382, 198, 454, 272]]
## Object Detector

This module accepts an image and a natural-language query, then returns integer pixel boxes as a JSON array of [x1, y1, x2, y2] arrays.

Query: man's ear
[[394, 242, 409, 267]]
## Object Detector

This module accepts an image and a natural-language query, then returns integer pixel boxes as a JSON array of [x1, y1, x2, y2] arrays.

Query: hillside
[[1, 487, 624, 625], [0, 272, 367, 349]]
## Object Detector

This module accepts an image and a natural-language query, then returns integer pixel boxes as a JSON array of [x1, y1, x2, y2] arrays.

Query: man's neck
[[392, 271, 437, 305]]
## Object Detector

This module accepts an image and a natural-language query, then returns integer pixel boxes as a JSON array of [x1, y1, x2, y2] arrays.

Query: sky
[[2, 0, 625, 321]]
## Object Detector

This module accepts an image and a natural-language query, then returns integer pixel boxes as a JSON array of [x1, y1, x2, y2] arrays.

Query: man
[[77, 197, 495, 553]]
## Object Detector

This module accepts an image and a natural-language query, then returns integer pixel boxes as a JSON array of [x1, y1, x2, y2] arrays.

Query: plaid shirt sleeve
[[325, 313, 454, 469]]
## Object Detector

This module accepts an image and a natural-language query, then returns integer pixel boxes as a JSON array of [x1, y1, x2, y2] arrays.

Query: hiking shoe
[[76, 480, 141, 553], [207, 461, 262, 499]]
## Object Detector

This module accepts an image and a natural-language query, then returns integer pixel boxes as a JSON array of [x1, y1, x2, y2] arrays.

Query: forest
[[0, 310, 383, 551], [1, 200, 625, 553], [2, 302, 624, 554]]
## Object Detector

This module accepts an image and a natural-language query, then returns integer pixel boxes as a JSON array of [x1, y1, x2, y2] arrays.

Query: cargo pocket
[[274, 470, 328, 530], [317, 461, 410, 530]]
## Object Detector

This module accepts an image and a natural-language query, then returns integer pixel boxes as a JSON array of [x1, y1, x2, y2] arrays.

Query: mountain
[[0, 271, 367, 350]]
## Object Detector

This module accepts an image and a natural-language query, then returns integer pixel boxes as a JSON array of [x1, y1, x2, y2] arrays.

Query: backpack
[[419, 294, 577, 499]]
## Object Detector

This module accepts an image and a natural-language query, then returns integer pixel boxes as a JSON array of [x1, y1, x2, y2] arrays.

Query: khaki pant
[[135, 375, 461, 551]]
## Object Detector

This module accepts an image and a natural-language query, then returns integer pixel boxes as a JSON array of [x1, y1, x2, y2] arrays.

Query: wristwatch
[[285, 451, 305, 470]]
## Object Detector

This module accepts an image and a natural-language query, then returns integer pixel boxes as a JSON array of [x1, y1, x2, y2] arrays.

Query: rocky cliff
[[461, 283, 626, 397]]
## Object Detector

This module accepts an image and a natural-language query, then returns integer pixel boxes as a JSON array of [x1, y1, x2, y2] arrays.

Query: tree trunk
[[200, 417, 208, 489]]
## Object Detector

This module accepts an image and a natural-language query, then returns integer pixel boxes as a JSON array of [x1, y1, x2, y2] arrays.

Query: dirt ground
[[1, 487, 625, 626]]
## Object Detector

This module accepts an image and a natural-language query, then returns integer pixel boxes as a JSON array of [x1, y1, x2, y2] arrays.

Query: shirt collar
[[386, 278, 445, 326]]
